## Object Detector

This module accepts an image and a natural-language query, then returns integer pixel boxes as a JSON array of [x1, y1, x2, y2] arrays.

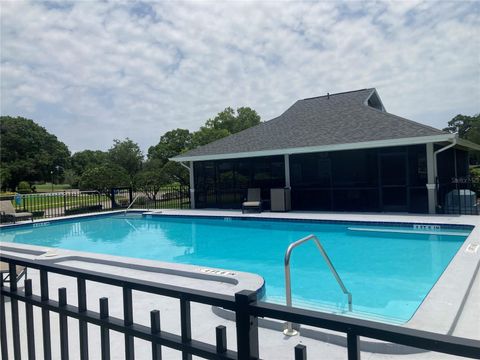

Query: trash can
[[270, 188, 291, 212]]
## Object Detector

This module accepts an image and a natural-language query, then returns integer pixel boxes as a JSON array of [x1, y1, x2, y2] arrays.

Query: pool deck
[[1, 209, 479, 359]]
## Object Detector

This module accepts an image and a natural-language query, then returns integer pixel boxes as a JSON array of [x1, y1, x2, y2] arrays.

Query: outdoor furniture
[[270, 188, 291, 212], [0, 200, 33, 223], [242, 188, 263, 213], [0, 261, 27, 284]]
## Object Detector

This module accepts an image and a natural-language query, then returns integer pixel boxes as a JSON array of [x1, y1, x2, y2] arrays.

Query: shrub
[[17, 181, 32, 194]]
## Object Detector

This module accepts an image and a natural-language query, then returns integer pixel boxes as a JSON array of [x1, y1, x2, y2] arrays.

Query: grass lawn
[[34, 183, 72, 192]]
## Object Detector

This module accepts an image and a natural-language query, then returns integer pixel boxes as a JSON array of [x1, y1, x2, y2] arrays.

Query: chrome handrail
[[284, 234, 352, 336], [124, 193, 142, 215]]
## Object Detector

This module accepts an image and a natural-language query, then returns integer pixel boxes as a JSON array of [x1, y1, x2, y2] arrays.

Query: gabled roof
[[173, 88, 454, 162]]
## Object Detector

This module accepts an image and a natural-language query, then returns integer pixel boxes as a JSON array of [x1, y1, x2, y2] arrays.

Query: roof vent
[[327, 92, 330, 99]]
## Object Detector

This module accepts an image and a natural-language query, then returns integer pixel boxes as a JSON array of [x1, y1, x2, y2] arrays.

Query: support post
[[189, 161, 195, 209], [235, 290, 259, 360], [284, 154, 291, 189], [426, 143, 436, 214]]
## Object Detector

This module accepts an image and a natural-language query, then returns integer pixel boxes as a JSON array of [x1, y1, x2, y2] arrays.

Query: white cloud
[[1, 0, 479, 153]]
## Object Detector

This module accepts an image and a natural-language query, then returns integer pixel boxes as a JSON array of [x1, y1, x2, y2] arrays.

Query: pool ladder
[[124, 193, 142, 215], [284, 234, 352, 336]]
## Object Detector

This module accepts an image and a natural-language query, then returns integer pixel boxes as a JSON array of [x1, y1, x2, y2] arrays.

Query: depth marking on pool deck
[[33, 222, 50, 227], [347, 227, 471, 237], [466, 243, 479, 254], [200, 268, 236, 276]]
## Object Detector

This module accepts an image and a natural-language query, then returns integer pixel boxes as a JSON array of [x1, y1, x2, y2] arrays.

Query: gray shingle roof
[[175, 88, 446, 160]]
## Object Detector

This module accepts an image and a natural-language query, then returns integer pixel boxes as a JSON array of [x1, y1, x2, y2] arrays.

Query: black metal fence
[[437, 178, 480, 215], [1, 253, 478, 360], [130, 186, 191, 210], [0, 186, 190, 221]]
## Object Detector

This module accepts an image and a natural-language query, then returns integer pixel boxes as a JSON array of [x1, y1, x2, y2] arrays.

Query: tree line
[[0, 107, 261, 193], [1, 111, 478, 194]]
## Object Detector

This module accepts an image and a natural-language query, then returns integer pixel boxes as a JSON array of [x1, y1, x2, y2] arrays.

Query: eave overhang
[[171, 134, 467, 162]]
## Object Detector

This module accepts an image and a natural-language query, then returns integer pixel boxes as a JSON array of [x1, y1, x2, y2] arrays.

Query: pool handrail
[[124, 193, 142, 215], [284, 233, 352, 336]]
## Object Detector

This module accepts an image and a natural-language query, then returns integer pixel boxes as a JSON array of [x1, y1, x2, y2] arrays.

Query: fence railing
[[0, 186, 190, 221], [437, 178, 479, 215], [1, 253, 479, 360], [130, 186, 191, 210]]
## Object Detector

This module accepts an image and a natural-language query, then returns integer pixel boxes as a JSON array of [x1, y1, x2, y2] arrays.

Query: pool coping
[[0, 242, 266, 300], [1, 209, 479, 339]]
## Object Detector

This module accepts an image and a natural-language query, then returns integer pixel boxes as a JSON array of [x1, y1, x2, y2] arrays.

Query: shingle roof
[[174, 88, 446, 160]]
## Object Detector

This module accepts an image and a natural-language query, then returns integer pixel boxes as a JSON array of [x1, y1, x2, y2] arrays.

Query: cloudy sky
[[1, 1, 479, 153]]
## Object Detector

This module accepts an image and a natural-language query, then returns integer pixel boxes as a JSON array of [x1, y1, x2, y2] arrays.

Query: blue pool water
[[0, 214, 471, 323]]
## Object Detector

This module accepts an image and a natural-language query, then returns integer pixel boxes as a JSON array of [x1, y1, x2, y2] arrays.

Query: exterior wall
[[193, 145, 431, 213]]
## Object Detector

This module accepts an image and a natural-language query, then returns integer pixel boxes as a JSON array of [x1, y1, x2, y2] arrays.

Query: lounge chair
[[242, 188, 263, 213], [0, 200, 33, 223], [0, 261, 27, 284]]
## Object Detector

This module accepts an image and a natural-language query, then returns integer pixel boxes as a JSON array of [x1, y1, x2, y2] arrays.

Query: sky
[[1, 0, 479, 153]]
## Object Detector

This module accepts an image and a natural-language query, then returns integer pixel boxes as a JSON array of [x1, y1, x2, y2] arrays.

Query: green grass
[[34, 183, 72, 192]]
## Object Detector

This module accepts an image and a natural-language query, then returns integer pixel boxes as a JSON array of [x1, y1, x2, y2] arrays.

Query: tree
[[107, 138, 143, 184], [190, 126, 230, 148], [190, 107, 260, 149], [63, 169, 80, 187], [79, 164, 130, 194], [0, 116, 71, 190], [160, 161, 189, 185], [443, 114, 480, 163], [204, 107, 261, 134], [71, 150, 108, 176], [135, 160, 169, 201], [147, 129, 192, 166]]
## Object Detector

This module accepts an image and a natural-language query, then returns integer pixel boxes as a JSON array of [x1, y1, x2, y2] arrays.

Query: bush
[[17, 181, 32, 194]]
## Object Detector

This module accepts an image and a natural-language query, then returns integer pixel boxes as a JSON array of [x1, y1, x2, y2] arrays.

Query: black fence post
[[59, 288, 69, 360], [180, 296, 192, 360], [294, 344, 307, 360], [216, 325, 227, 354], [25, 279, 36, 360], [235, 290, 259, 360], [0, 274, 8, 360], [99, 297, 110, 360], [347, 332, 360, 360], [9, 263, 21, 360], [123, 287, 134, 360], [129, 188, 133, 205], [40, 270, 52, 360], [110, 189, 115, 209], [150, 310, 162, 360], [77, 278, 89, 360]]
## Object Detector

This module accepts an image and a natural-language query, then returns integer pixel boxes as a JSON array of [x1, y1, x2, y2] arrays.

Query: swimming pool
[[0, 214, 472, 324]]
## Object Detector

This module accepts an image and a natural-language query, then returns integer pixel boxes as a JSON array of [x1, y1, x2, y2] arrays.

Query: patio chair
[[0, 200, 33, 223], [242, 188, 263, 213], [0, 261, 27, 284]]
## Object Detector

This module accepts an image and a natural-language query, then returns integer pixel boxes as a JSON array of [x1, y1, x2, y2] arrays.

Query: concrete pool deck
[[1, 209, 479, 359]]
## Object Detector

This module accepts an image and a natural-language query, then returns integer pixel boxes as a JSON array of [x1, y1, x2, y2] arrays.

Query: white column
[[284, 154, 291, 188], [189, 161, 195, 209], [426, 143, 436, 214]]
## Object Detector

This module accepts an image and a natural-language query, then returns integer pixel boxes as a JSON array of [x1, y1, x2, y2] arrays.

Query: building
[[172, 89, 480, 214]]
